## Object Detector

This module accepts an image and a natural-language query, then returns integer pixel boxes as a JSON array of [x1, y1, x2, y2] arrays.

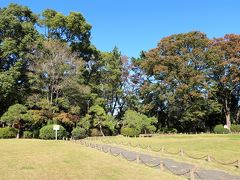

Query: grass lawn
[[0, 139, 182, 180], [91, 134, 240, 175]]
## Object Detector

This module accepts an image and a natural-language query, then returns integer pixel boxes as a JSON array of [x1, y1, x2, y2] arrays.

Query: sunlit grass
[[0, 139, 182, 180]]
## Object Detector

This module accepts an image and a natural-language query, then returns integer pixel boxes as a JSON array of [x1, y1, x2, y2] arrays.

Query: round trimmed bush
[[90, 128, 102, 136], [71, 127, 86, 139], [230, 124, 240, 133], [23, 131, 33, 138], [0, 127, 17, 138], [214, 124, 229, 134], [121, 127, 140, 137], [39, 125, 67, 139]]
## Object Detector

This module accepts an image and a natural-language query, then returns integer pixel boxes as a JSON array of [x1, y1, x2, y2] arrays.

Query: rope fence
[[86, 137, 240, 168], [72, 139, 202, 180]]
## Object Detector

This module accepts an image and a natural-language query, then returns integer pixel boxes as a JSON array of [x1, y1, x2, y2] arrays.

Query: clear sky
[[1, 0, 240, 57]]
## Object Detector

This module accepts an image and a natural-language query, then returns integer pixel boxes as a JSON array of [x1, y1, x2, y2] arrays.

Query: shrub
[[0, 127, 17, 138], [39, 125, 67, 139], [121, 127, 140, 137], [230, 124, 240, 133], [71, 128, 86, 139], [90, 128, 102, 136], [23, 131, 33, 138], [214, 124, 229, 134]]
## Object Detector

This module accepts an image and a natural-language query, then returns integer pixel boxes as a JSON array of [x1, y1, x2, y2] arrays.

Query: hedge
[[0, 127, 17, 138], [213, 124, 229, 134], [39, 125, 67, 139], [121, 127, 140, 137], [71, 127, 86, 139]]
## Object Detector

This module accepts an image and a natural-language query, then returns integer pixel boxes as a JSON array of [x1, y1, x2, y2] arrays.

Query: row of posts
[[82, 141, 197, 180]]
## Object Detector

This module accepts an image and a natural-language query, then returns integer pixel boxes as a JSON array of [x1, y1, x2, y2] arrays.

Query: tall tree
[[0, 3, 40, 113], [209, 34, 240, 128]]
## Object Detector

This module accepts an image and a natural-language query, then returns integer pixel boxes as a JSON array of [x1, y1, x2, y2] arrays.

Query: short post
[[108, 147, 111, 154], [160, 161, 164, 171], [190, 168, 195, 180], [180, 148, 184, 156], [147, 144, 150, 151], [237, 160, 239, 168], [136, 154, 140, 164], [161, 147, 164, 153], [100, 145, 103, 151], [207, 155, 211, 162]]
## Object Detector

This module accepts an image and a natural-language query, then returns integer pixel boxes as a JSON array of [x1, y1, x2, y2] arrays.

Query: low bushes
[[0, 127, 17, 138], [213, 124, 229, 134], [121, 127, 140, 137], [23, 131, 33, 138], [90, 128, 102, 136], [39, 125, 67, 139], [71, 127, 86, 139], [230, 124, 240, 133]]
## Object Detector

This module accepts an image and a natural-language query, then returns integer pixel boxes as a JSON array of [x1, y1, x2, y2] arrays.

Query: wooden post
[[161, 147, 164, 153], [160, 161, 164, 171], [207, 155, 211, 162], [190, 168, 195, 180], [136, 154, 140, 164], [108, 147, 111, 154], [180, 148, 184, 156]]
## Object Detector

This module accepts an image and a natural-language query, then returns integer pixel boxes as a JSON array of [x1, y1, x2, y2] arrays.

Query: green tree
[[1, 104, 30, 138], [0, 4, 41, 113], [122, 110, 157, 134]]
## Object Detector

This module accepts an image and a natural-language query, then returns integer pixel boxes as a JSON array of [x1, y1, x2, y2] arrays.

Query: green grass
[[0, 139, 182, 180], [91, 134, 240, 175]]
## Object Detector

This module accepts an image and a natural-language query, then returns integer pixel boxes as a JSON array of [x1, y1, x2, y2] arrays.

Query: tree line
[[0, 4, 239, 138]]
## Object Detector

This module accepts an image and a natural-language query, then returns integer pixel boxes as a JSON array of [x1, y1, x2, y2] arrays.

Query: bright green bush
[[230, 124, 240, 133], [23, 131, 33, 138], [90, 128, 102, 136], [0, 127, 17, 138], [121, 127, 140, 137], [39, 125, 67, 139], [71, 128, 86, 139], [214, 124, 229, 134]]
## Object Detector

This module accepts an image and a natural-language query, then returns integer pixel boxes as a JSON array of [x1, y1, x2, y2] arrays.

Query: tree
[[138, 31, 222, 132], [78, 105, 116, 136], [0, 4, 41, 114], [209, 34, 240, 128], [122, 110, 157, 134], [1, 104, 30, 138]]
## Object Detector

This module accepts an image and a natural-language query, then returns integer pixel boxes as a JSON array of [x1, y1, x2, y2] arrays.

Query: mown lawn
[[0, 139, 181, 180], [91, 134, 240, 175]]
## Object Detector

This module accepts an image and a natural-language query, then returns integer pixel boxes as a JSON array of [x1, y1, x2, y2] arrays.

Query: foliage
[[122, 110, 157, 134], [39, 124, 67, 139], [90, 128, 102, 137], [23, 131, 33, 138], [71, 127, 86, 139], [230, 124, 240, 133], [121, 127, 141, 137], [213, 124, 230, 134], [0, 127, 17, 138]]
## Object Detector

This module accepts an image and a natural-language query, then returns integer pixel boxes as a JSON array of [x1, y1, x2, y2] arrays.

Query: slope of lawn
[[0, 139, 182, 180]]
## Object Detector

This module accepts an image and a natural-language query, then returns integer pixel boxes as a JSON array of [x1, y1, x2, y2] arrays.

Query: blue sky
[[1, 0, 240, 57]]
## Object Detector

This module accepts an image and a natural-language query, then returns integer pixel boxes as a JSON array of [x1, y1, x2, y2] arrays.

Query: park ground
[[0, 134, 240, 179], [0, 139, 181, 180]]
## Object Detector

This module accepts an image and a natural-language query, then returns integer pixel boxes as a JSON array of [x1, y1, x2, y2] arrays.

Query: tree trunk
[[236, 109, 240, 124], [224, 97, 231, 129], [17, 124, 20, 139], [99, 125, 105, 137]]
